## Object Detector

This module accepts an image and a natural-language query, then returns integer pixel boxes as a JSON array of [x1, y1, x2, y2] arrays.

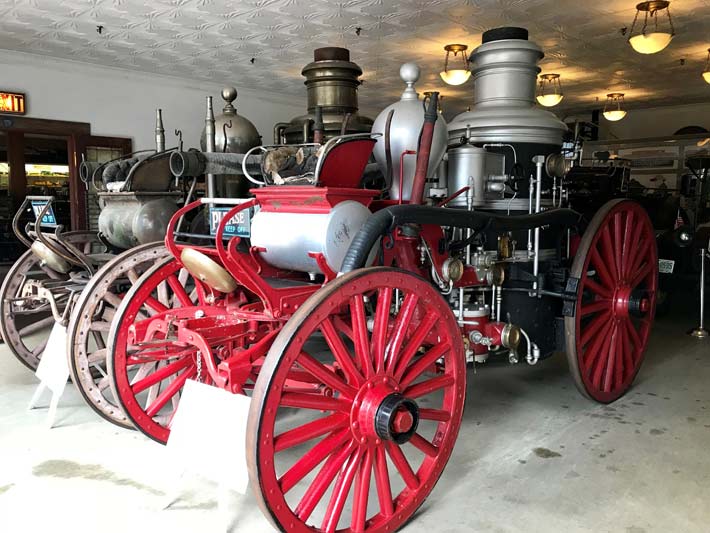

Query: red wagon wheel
[[247, 267, 466, 533], [107, 256, 212, 444], [0, 231, 103, 371], [565, 199, 657, 403], [68, 243, 170, 429]]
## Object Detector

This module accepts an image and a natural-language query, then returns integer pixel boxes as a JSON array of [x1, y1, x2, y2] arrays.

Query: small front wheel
[[247, 267, 466, 533]]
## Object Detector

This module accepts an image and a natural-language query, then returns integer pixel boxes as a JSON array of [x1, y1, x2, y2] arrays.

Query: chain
[[196, 351, 202, 383]]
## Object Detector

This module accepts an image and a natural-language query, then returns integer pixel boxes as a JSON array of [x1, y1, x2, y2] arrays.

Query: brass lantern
[[627, 1, 675, 54], [603, 93, 627, 121], [703, 48, 710, 84], [439, 44, 471, 86], [536, 73, 564, 107]]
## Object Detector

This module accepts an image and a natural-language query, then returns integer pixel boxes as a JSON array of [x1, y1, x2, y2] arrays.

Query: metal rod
[[205, 96, 216, 198], [688, 247, 709, 338], [155, 109, 165, 152], [532, 156, 545, 290]]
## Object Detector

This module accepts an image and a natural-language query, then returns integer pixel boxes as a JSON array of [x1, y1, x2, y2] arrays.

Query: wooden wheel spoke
[[321, 448, 363, 533], [591, 323, 615, 390], [131, 356, 193, 395], [602, 323, 619, 393], [581, 300, 611, 317], [320, 317, 363, 386], [404, 374, 454, 399], [631, 261, 653, 289], [296, 351, 357, 398], [373, 445, 394, 518], [351, 449, 373, 532], [144, 295, 168, 314], [166, 274, 192, 307], [580, 311, 611, 348], [628, 237, 648, 282], [278, 428, 351, 494], [274, 413, 348, 453], [590, 248, 616, 289], [350, 294, 373, 379], [279, 392, 351, 412], [409, 432, 439, 458], [31, 339, 48, 357], [399, 342, 449, 389], [392, 311, 440, 381], [371, 286, 393, 374], [18, 315, 55, 337], [294, 441, 356, 522], [144, 367, 195, 418], [418, 408, 451, 422], [625, 318, 642, 354], [613, 212, 623, 280], [581, 318, 613, 369], [385, 293, 419, 372], [585, 278, 612, 299], [621, 210, 638, 279], [385, 441, 419, 489], [87, 348, 107, 365], [600, 224, 619, 281]]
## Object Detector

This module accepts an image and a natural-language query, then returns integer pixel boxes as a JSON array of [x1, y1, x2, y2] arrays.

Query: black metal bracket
[[562, 276, 580, 317]]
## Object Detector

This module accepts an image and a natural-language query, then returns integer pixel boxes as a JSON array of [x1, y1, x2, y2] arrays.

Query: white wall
[[0, 50, 304, 150], [603, 102, 710, 140]]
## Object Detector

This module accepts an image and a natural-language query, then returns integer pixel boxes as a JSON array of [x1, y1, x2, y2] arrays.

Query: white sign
[[658, 258, 675, 274], [166, 379, 252, 494], [29, 322, 69, 427]]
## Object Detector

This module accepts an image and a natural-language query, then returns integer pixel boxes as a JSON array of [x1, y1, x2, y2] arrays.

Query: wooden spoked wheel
[[247, 267, 466, 533], [0, 231, 103, 371], [565, 200, 658, 403], [67, 243, 170, 428], [107, 256, 214, 444]]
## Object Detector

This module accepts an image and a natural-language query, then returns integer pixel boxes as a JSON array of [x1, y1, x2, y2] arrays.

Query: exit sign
[[0, 91, 26, 115]]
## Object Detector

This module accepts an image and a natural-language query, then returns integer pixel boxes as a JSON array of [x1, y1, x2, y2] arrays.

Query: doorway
[[0, 116, 131, 278]]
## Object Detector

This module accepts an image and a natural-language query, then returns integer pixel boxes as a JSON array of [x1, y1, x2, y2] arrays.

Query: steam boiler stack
[[155, 109, 165, 152], [447, 27, 568, 186], [204, 96, 216, 197], [199, 88, 261, 197], [273, 47, 373, 144]]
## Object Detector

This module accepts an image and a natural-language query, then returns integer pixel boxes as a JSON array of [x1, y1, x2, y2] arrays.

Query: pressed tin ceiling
[[1, 0, 710, 119]]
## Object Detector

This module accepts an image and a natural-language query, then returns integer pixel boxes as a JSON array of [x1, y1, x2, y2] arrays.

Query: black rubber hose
[[340, 205, 583, 273]]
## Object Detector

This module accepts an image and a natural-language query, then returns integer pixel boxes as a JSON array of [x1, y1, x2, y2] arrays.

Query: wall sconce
[[536, 73, 564, 107], [439, 44, 471, 86], [703, 48, 710, 84], [627, 1, 674, 54], [603, 93, 628, 121]]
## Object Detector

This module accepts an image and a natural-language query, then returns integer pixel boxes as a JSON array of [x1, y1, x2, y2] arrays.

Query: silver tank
[[447, 27, 567, 147], [371, 63, 448, 202], [447, 146, 505, 207], [250, 201, 372, 275], [200, 87, 261, 197], [98, 192, 182, 249]]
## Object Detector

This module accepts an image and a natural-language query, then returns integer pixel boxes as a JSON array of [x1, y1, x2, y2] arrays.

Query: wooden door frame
[[0, 115, 131, 230]]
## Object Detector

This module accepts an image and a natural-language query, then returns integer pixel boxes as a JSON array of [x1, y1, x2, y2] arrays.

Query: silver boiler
[[371, 63, 448, 202]]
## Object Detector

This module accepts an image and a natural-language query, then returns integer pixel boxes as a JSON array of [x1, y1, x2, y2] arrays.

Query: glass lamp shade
[[703, 71, 710, 84], [536, 94, 564, 107], [603, 110, 627, 122], [439, 69, 471, 86], [629, 32, 673, 54]]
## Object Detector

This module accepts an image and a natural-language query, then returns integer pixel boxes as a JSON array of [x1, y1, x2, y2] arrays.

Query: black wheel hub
[[375, 393, 419, 444]]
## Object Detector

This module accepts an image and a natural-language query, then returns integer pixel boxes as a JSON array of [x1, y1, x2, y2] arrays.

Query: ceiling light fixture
[[439, 44, 471, 86], [536, 73, 564, 107], [703, 48, 710, 84], [627, 1, 675, 54], [603, 93, 628, 121]]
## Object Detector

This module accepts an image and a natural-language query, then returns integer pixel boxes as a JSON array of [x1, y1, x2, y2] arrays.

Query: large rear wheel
[[565, 200, 658, 403], [248, 267, 466, 533], [68, 243, 170, 428]]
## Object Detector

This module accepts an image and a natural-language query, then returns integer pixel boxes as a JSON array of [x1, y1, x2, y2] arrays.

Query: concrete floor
[[0, 309, 709, 533]]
